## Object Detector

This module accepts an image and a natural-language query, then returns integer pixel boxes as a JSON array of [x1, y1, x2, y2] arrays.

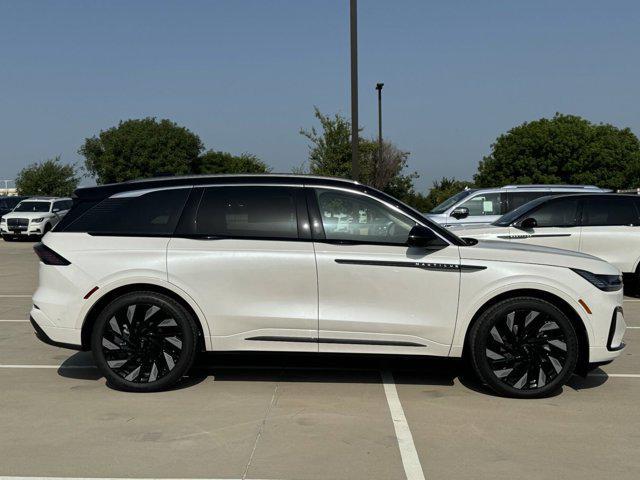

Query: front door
[[579, 195, 640, 272], [167, 185, 318, 352], [309, 187, 460, 356], [507, 196, 581, 251]]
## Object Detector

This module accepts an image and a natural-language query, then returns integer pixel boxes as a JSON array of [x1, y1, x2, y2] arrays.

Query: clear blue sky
[[1, 0, 639, 190]]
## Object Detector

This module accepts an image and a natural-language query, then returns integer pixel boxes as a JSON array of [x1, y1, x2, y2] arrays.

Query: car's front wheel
[[468, 297, 579, 398], [91, 291, 198, 392]]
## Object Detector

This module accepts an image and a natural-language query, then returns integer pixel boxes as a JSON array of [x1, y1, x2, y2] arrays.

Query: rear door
[[167, 185, 318, 352], [579, 196, 640, 272], [507, 196, 581, 250], [309, 187, 460, 356]]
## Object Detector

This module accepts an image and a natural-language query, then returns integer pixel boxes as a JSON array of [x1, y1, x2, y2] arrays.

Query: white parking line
[[0, 319, 29, 322], [0, 294, 31, 298], [381, 369, 425, 480], [589, 373, 640, 378]]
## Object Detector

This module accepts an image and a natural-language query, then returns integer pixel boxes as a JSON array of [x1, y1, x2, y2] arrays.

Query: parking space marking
[[589, 373, 640, 378], [0, 295, 31, 298], [0, 319, 28, 322], [381, 369, 426, 480]]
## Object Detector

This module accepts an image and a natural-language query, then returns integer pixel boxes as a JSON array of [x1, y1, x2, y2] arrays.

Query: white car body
[[451, 193, 640, 274], [30, 177, 625, 372], [1, 197, 72, 239], [426, 185, 609, 227]]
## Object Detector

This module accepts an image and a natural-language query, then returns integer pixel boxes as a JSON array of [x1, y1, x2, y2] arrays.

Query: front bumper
[[589, 306, 626, 364], [1, 224, 44, 236]]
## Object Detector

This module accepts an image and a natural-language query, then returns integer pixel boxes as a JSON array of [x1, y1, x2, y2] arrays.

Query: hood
[[2, 210, 51, 219], [460, 239, 619, 275]]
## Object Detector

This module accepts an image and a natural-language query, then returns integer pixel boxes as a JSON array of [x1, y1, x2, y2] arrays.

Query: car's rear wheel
[[91, 291, 198, 392], [469, 297, 579, 398]]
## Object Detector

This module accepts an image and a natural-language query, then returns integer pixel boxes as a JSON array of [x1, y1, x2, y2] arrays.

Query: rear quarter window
[[62, 188, 190, 236]]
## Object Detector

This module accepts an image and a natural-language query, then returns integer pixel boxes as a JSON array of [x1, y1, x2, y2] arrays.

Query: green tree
[[475, 113, 640, 189], [196, 150, 270, 174], [79, 118, 204, 184], [423, 177, 475, 212], [15, 156, 80, 197], [299, 107, 420, 204]]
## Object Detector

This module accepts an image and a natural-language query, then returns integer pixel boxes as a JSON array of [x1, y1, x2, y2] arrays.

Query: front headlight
[[31, 217, 45, 223], [571, 268, 622, 292]]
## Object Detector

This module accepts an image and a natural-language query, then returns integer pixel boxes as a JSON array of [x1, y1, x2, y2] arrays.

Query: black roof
[[74, 174, 364, 200]]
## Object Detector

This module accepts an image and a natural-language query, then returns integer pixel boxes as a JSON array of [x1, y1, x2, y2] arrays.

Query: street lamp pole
[[375, 83, 384, 169], [350, 0, 359, 181]]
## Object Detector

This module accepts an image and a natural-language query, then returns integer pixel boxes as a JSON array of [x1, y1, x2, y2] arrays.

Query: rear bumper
[[30, 308, 83, 351]]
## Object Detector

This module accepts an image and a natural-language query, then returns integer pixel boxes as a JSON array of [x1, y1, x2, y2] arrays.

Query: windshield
[[492, 196, 551, 226], [14, 201, 50, 213], [429, 189, 476, 214]]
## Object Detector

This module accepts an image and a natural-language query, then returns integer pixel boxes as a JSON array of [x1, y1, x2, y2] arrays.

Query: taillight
[[33, 243, 71, 266]]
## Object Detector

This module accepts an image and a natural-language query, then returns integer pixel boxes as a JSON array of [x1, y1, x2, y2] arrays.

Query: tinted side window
[[507, 191, 550, 211], [582, 197, 639, 226], [64, 188, 189, 235], [528, 198, 579, 227], [196, 186, 298, 239], [459, 193, 503, 216], [316, 188, 417, 244]]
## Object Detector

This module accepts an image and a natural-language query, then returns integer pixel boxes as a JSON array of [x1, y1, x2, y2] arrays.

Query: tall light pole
[[350, 0, 359, 181], [375, 83, 384, 177]]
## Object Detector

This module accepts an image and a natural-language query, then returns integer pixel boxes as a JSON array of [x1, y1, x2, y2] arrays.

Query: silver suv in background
[[426, 185, 610, 227], [1, 197, 72, 241]]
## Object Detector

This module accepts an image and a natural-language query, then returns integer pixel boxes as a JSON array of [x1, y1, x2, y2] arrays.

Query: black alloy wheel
[[469, 297, 578, 398], [91, 291, 197, 391]]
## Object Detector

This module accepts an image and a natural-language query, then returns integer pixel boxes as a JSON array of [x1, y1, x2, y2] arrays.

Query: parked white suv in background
[[30, 175, 625, 398], [1, 197, 72, 241], [451, 193, 640, 280], [426, 184, 610, 227]]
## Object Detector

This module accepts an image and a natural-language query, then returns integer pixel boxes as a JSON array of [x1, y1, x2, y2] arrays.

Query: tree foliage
[[299, 107, 420, 204], [475, 113, 640, 189], [197, 150, 270, 174], [79, 118, 204, 184], [423, 177, 475, 211], [15, 156, 80, 197]]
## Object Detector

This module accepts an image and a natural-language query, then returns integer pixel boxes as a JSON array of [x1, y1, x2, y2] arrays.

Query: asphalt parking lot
[[1, 240, 639, 480]]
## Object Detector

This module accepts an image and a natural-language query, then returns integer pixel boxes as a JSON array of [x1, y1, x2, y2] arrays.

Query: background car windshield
[[493, 196, 551, 226], [429, 189, 475, 214], [14, 201, 50, 213]]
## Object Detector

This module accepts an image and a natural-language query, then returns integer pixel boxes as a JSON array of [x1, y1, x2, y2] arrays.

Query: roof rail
[[501, 184, 601, 189]]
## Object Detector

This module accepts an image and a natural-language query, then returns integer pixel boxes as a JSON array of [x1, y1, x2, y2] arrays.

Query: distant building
[[0, 187, 18, 196]]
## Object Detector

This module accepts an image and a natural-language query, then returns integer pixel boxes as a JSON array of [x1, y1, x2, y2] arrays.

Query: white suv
[[30, 175, 625, 398], [427, 184, 610, 227], [1, 197, 72, 241]]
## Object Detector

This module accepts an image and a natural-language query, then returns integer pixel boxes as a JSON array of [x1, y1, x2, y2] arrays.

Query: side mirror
[[451, 207, 469, 220], [407, 225, 444, 248], [518, 217, 537, 230]]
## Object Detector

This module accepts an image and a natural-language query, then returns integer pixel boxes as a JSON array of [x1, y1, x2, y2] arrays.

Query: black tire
[[468, 297, 579, 398], [91, 291, 198, 392]]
